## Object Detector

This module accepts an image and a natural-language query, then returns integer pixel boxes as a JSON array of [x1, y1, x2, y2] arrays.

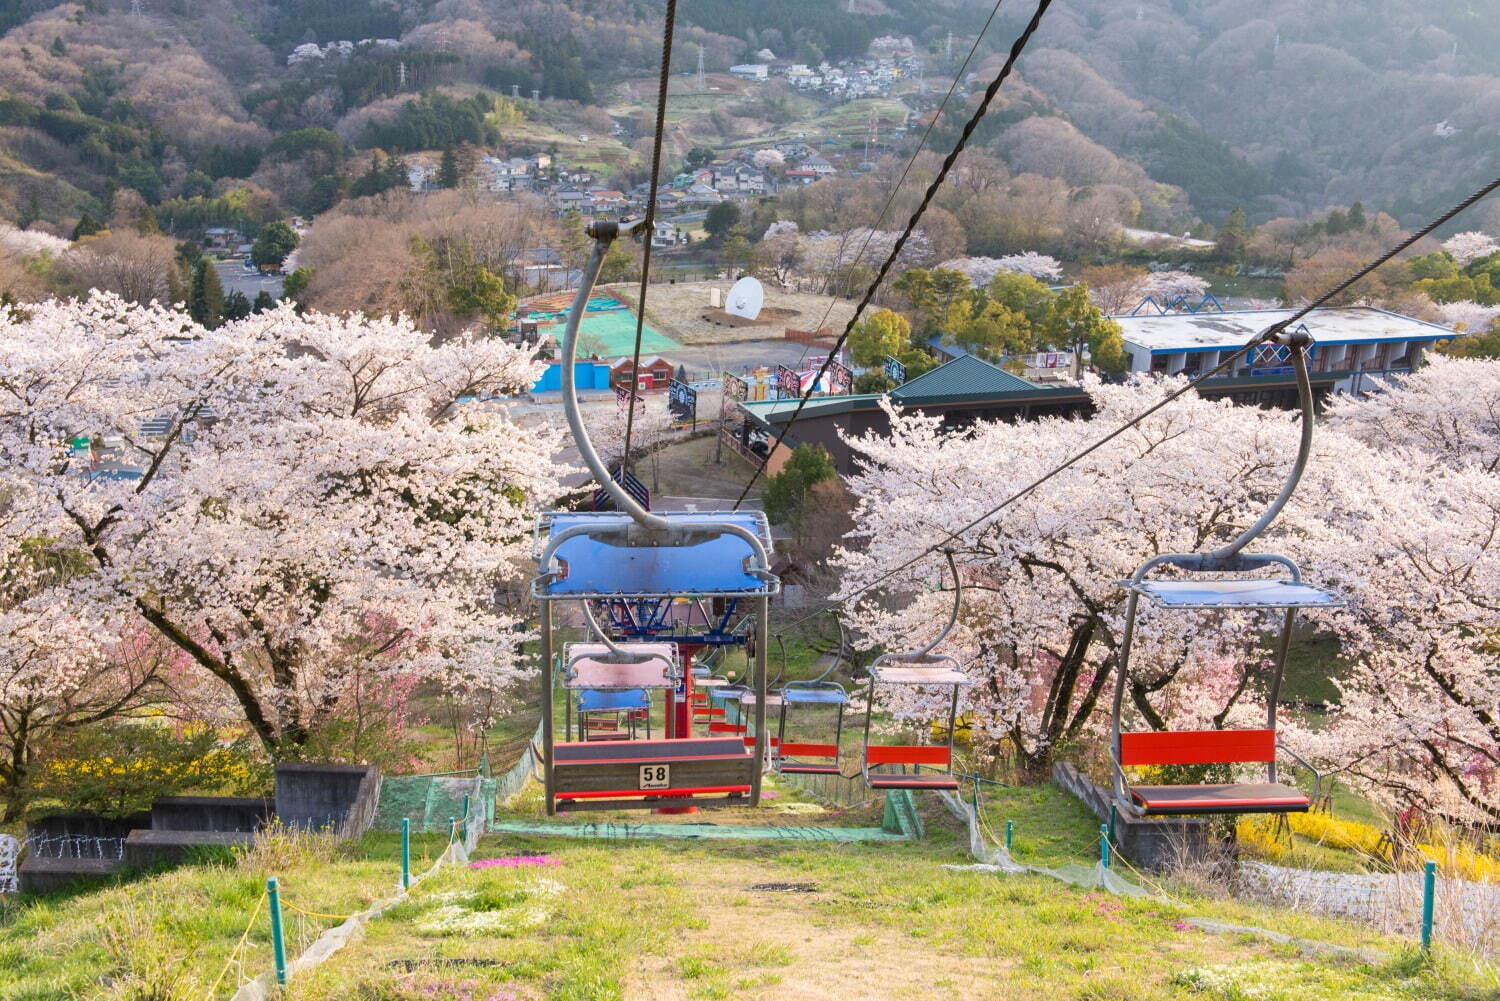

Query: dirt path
[[626, 858, 1013, 1001]]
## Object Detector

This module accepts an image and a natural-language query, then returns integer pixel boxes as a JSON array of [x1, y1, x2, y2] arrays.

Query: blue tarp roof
[[534, 511, 778, 598]]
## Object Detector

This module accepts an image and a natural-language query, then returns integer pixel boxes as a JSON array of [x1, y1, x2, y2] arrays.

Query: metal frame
[[1108, 333, 1340, 818], [859, 551, 972, 789], [775, 613, 850, 775], [538, 217, 778, 815]]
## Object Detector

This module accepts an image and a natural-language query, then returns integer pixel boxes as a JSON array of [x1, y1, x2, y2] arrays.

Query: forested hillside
[[0, 0, 1494, 234]]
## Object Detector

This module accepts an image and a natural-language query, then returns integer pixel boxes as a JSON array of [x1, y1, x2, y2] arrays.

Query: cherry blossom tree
[[585, 392, 677, 491], [1436, 300, 1500, 334], [1312, 359, 1500, 822], [937, 253, 1064, 287], [800, 228, 933, 293], [1142, 270, 1211, 303], [0, 611, 166, 820], [833, 359, 1500, 821], [0, 295, 566, 758], [753, 148, 786, 171], [1441, 231, 1499, 267], [832, 382, 1327, 776]]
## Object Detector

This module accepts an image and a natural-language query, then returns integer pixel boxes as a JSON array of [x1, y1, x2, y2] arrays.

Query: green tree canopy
[[764, 443, 837, 531], [848, 308, 911, 367], [1409, 251, 1460, 281], [438, 146, 460, 189], [188, 259, 224, 329], [251, 221, 300, 272], [1041, 284, 1127, 373], [892, 267, 972, 337], [222, 290, 252, 322], [704, 202, 742, 243]]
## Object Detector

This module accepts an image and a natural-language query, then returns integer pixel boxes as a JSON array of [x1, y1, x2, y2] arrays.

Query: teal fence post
[[1005, 819, 1013, 851], [267, 876, 287, 986], [1108, 803, 1118, 845], [462, 793, 471, 843], [1421, 860, 1436, 952], [1099, 824, 1111, 870], [400, 818, 411, 890]]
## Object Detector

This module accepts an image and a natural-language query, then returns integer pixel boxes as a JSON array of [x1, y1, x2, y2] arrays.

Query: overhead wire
[[768, 170, 1500, 633], [790, 0, 1011, 371], [620, 0, 679, 473], [734, 0, 1060, 508]]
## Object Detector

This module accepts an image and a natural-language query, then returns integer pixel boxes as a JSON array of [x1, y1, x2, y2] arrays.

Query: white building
[[729, 64, 769, 82], [1111, 306, 1456, 395]]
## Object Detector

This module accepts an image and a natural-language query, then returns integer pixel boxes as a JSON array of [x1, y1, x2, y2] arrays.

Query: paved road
[[214, 260, 285, 301], [669, 339, 824, 382]]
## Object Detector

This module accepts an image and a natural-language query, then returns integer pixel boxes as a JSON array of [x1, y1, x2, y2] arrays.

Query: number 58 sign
[[639, 764, 670, 790]]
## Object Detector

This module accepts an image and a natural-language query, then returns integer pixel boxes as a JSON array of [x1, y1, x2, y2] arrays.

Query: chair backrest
[[1118, 728, 1275, 767], [865, 744, 950, 767], [779, 741, 836, 759]]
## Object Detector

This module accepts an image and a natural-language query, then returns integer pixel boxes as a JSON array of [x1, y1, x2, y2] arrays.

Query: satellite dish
[[725, 276, 764, 321]]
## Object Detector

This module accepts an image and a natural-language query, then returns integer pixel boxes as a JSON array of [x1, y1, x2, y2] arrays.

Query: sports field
[[576, 308, 681, 355], [523, 293, 683, 356]]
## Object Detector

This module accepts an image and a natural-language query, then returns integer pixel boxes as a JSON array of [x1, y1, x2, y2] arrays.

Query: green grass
[[1279, 632, 1352, 706], [0, 827, 450, 1001], [281, 814, 1493, 1001], [4, 789, 1494, 1000]]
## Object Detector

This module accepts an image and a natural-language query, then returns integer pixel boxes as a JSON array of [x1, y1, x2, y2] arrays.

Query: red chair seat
[[1129, 782, 1309, 815], [867, 772, 960, 790]]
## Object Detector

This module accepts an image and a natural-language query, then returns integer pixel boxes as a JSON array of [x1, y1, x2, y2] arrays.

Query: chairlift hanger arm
[[578, 599, 655, 664], [873, 549, 962, 665], [561, 219, 664, 530], [1212, 327, 1315, 561]]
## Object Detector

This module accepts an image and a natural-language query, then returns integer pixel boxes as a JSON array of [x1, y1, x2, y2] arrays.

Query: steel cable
[[734, 0, 1059, 507], [621, 0, 679, 471], [769, 172, 1500, 630]]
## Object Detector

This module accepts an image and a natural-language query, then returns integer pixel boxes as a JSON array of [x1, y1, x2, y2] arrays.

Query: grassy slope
[[290, 790, 1490, 1001], [5, 783, 1493, 1001]]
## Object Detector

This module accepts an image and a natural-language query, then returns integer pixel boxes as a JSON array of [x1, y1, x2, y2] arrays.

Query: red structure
[[610, 355, 675, 392]]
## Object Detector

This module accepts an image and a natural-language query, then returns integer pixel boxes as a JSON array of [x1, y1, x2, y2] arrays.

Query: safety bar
[[1124, 551, 1302, 583], [534, 520, 776, 592]]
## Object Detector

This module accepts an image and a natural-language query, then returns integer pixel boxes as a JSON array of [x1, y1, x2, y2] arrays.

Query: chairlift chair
[[1109, 328, 1343, 818], [860, 551, 972, 792], [561, 642, 676, 742], [775, 614, 851, 776], [533, 217, 781, 814]]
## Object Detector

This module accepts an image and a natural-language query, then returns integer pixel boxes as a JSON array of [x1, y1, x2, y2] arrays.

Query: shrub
[[39, 722, 267, 817]]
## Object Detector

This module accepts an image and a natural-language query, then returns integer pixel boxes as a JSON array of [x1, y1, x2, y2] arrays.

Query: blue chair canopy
[[534, 511, 778, 599]]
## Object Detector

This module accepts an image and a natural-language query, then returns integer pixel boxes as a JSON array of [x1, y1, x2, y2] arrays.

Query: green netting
[[374, 724, 541, 833], [372, 775, 493, 834], [487, 820, 907, 842], [938, 790, 1153, 898]]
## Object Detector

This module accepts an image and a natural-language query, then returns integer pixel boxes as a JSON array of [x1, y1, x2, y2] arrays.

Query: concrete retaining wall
[[18, 856, 122, 894], [275, 763, 381, 838], [124, 829, 255, 868], [151, 796, 273, 833], [27, 812, 150, 844], [1052, 761, 1211, 872]]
